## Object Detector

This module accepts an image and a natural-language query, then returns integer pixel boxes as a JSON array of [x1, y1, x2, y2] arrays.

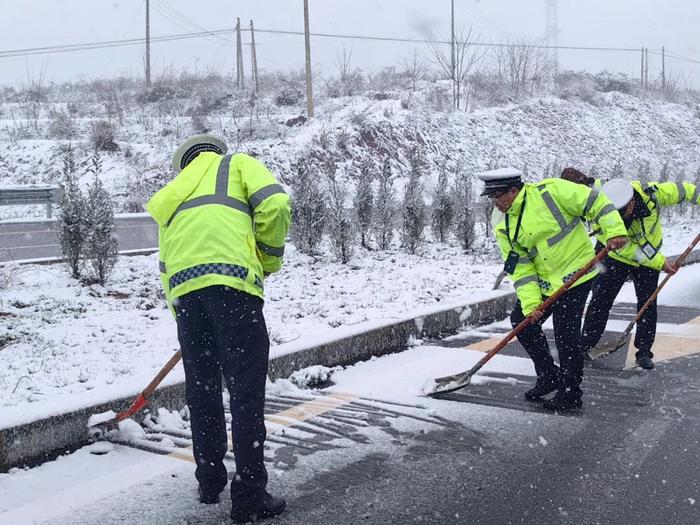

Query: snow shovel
[[427, 247, 611, 397], [88, 350, 182, 437], [588, 231, 700, 360]]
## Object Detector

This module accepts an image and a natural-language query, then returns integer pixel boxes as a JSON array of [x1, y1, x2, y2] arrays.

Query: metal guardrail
[[0, 186, 62, 218]]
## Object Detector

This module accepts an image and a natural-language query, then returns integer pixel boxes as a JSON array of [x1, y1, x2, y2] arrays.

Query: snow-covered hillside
[[1, 85, 700, 220]]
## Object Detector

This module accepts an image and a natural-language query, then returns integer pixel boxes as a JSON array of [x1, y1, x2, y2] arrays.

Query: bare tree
[[401, 49, 427, 92], [427, 25, 486, 111], [334, 46, 363, 96], [493, 39, 554, 101], [19, 64, 48, 134]]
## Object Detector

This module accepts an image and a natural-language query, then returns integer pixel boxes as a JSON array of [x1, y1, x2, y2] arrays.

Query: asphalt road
[[0, 215, 158, 262]]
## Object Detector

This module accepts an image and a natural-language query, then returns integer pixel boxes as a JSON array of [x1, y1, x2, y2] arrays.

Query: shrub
[[594, 71, 633, 94], [289, 156, 326, 255], [353, 160, 375, 249], [401, 147, 426, 254], [47, 108, 77, 139], [84, 153, 118, 285], [373, 156, 396, 250], [431, 162, 454, 243], [275, 87, 304, 107], [90, 120, 119, 151], [57, 144, 87, 279]]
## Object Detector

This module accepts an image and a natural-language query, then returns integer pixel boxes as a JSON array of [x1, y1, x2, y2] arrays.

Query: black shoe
[[230, 492, 286, 523], [636, 356, 655, 370], [198, 486, 221, 504], [524, 374, 560, 401], [542, 392, 582, 412]]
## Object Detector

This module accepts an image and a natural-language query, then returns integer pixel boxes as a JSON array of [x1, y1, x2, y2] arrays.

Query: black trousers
[[175, 285, 269, 508], [511, 281, 592, 399], [582, 256, 659, 359]]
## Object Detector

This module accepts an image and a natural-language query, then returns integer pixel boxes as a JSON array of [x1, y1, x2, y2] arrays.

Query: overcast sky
[[2, 0, 699, 87]]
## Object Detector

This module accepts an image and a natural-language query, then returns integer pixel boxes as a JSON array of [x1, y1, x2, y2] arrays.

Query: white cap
[[601, 179, 634, 209], [171, 134, 227, 173], [477, 167, 523, 196]]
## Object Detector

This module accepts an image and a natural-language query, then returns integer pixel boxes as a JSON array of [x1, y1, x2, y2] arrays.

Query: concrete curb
[[0, 291, 516, 472]]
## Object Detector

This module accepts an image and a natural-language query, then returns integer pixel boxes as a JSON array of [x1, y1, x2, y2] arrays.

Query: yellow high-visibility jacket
[[146, 152, 290, 313], [593, 180, 700, 271], [495, 178, 627, 315]]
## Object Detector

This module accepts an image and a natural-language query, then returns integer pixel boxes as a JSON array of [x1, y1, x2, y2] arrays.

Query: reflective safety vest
[[146, 152, 291, 313], [495, 178, 627, 315], [593, 180, 700, 271]]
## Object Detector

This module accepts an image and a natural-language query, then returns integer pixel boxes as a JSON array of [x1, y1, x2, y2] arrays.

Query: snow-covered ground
[[0, 239, 503, 429]]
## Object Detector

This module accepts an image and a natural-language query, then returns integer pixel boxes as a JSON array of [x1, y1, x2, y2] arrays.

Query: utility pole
[[236, 17, 245, 90], [303, 0, 314, 118], [545, 0, 559, 86], [250, 20, 259, 93], [645, 47, 649, 88], [640, 47, 644, 88], [661, 46, 666, 92], [145, 0, 151, 87], [451, 0, 456, 109]]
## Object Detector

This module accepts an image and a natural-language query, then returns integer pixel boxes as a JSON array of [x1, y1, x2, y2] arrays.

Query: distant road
[[0, 214, 158, 263]]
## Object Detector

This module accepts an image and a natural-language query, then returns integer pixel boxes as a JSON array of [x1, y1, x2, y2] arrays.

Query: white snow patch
[[88, 441, 114, 455], [86, 410, 116, 429], [288, 365, 339, 389], [117, 419, 146, 441]]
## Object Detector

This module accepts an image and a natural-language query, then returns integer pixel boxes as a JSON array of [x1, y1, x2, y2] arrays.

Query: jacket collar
[[506, 186, 526, 217]]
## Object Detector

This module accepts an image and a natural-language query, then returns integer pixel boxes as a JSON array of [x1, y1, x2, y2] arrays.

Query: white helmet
[[171, 134, 227, 174], [601, 179, 633, 210]]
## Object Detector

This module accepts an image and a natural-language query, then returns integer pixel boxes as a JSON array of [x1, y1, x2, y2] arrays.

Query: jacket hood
[[146, 152, 220, 227]]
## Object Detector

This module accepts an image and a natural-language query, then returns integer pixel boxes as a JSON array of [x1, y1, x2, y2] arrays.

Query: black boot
[[524, 372, 560, 401], [636, 356, 655, 370], [230, 492, 286, 523], [542, 391, 582, 412], [198, 486, 222, 504]]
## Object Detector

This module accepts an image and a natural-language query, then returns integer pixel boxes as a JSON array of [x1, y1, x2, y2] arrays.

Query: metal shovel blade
[[425, 370, 474, 397], [587, 332, 631, 360]]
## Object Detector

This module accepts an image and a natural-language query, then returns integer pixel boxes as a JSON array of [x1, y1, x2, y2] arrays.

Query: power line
[[0, 29, 235, 58], [0, 26, 691, 61], [152, 0, 232, 44], [648, 49, 700, 65]]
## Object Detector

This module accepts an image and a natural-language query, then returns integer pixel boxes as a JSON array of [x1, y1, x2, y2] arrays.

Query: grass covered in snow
[[0, 238, 503, 427]]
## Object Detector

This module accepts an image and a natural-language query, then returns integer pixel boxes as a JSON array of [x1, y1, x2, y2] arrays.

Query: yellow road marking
[[625, 314, 700, 369], [165, 392, 357, 463], [465, 336, 505, 352]]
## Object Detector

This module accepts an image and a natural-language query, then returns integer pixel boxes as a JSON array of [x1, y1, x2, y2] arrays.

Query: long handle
[[619, 232, 700, 339], [115, 350, 182, 422], [466, 247, 611, 380]]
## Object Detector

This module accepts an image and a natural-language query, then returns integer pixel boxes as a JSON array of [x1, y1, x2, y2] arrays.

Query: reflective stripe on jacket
[[146, 152, 291, 313], [594, 180, 699, 271], [495, 178, 627, 315]]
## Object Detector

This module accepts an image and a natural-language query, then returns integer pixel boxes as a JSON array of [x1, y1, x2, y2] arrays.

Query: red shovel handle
[[470, 246, 611, 377]]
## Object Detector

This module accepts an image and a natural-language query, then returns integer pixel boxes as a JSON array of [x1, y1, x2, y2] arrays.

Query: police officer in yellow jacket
[[480, 168, 627, 411], [582, 179, 700, 370], [146, 135, 290, 522]]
